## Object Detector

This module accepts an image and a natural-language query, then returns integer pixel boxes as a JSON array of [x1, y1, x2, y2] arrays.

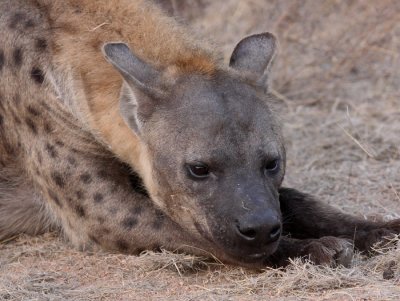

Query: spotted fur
[[0, 0, 398, 268]]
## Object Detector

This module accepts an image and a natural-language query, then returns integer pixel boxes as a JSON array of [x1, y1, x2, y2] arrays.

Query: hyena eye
[[264, 158, 280, 175], [187, 163, 210, 180]]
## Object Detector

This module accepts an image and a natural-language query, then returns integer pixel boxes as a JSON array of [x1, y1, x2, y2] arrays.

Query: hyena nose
[[235, 213, 281, 245]]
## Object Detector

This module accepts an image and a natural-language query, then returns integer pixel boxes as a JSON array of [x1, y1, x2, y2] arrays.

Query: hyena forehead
[[149, 73, 283, 160], [102, 33, 283, 161]]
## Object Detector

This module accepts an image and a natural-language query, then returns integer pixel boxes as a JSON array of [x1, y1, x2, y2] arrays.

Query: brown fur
[[0, 0, 220, 261], [32, 0, 219, 200], [0, 0, 398, 268]]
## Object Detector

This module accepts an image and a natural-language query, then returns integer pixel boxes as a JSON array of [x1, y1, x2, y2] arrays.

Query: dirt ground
[[1, 1, 399, 300]]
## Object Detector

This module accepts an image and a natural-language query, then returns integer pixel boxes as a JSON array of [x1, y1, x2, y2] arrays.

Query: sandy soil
[[1, 1, 399, 300]]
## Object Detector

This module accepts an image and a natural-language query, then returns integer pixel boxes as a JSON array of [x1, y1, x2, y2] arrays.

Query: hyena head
[[103, 33, 285, 265]]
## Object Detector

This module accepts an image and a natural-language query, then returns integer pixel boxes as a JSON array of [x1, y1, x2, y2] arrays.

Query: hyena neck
[[38, 0, 218, 175]]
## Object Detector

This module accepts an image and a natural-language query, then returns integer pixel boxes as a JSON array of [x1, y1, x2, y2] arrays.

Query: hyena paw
[[357, 219, 400, 252], [301, 236, 354, 267]]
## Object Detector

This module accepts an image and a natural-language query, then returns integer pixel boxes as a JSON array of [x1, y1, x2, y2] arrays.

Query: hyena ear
[[102, 42, 168, 135], [229, 32, 277, 88]]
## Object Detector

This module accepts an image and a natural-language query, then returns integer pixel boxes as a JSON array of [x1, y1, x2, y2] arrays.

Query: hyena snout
[[234, 210, 282, 247]]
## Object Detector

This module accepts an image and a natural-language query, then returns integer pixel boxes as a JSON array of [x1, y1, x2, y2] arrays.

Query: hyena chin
[[0, 0, 399, 268]]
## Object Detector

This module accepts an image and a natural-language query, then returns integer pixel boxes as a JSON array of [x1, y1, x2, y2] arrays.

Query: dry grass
[[1, 0, 400, 300], [1, 234, 399, 300]]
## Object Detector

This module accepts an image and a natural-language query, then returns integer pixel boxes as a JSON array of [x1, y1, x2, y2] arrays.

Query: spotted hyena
[[0, 0, 398, 268]]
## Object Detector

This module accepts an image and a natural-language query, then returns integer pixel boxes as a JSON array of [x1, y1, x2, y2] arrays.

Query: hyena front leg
[[279, 188, 400, 252], [29, 143, 208, 256]]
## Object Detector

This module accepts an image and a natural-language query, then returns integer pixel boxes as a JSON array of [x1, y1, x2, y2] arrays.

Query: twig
[[337, 124, 375, 158]]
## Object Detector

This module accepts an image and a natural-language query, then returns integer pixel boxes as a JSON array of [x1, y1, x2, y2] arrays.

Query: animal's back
[[0, 0, 59, 239], [0, 0, 183, 246], [0, 0, 213, 242], [0, 0, 105, 240], [0, 0, 54, 144]]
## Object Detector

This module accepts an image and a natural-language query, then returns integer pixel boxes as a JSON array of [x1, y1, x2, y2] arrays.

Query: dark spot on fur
[[97, 169, 109, 179], [27, 105, 41, 117], [45, 143, 58, 158], [80, 173, 92, 184], [122, 216, 138, 230], [97, 217, 105, 224], [75, 204, 86, 217], [31, 67, 45, 84], [24, 19, 35, 29], [0, 50, 4, 72], [13, 94, 21, 106], [34, 167, 41, 176], [25, 117, 37, 134], [11, 112, 21, 125], [72, 4, 82, 14], [152, 210, 165, 230], [35, 38, 48, 51], [67, 155, 77, 166], [94, 193, 104, 204], [89, 234, 100, 245], [48, 189, 62, 207], [131, 205, 143, 215], [76, 190, 84, 200], [55, 140, 64, 147], [116, 239, 129, 252], [128, 172, 149, 197], [40, 101, 51, 111], [91, 39, 102, 50], [13, 48, 23, 67], [37, 151, 43, 164], [66, 197, 73, 205], [51, 171, 65, 188], [71, 148, 78, 153], [43, 122, 53, 134], [0, 115, 3, 127], [3, 142, 16, 156], [9, 13, 25, 29]]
